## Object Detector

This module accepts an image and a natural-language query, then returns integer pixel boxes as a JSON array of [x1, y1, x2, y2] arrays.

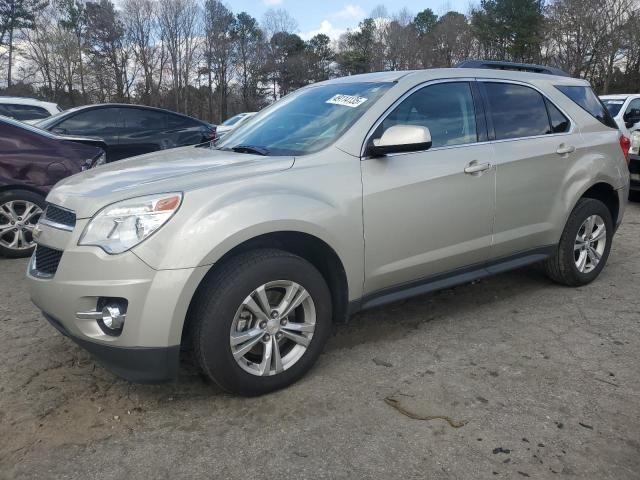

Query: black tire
[[190, 248, 332, 396], [543, 198, 613, 286], [0, 189, 46, 258]]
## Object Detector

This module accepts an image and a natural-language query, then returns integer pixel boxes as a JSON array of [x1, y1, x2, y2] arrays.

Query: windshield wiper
[[230, 145, 269, 156]]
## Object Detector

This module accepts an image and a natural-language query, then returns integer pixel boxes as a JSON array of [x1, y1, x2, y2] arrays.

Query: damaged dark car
[[0, 116, 105, 257]]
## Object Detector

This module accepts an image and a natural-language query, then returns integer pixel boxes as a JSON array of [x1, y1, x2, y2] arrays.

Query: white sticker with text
[[326, 94, 368, 108]]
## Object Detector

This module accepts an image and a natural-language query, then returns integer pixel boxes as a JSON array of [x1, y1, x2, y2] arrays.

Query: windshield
[[601, 98, 626, 117], [216, 82, 393, 156], [222, 114, 245, 127]]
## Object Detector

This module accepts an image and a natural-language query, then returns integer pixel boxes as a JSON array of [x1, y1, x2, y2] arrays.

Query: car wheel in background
[[190, 249, 332, 396], [0, 190, 45, 258], [543, 198, 613, 286]]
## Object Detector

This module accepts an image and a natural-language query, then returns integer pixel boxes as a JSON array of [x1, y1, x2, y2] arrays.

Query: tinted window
[[380, 82, 477, 148], [485, 83, 550, 140], [57, 108, 120, 134], [624, 98, 640, 118], [601, 98, 626, 117], [5, 104, 51, 121], [556, 85, 618, 129], [545, 99, 570, 133], [167, 113, 199, 129], [124, 108, 167, 131]]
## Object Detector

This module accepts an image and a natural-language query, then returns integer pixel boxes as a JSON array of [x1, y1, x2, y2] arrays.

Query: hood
[[47, 145, 294, 218]]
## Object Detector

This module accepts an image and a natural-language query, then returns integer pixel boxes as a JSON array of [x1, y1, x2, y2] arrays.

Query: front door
[[361, 81, 496, 297]]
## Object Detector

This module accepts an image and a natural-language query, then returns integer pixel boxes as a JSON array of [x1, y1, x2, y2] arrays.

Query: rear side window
[[484, 83, 551, 140], [167, 113, 200, 129], [555, 85, 618, 129], [124, 108, 167, 131]]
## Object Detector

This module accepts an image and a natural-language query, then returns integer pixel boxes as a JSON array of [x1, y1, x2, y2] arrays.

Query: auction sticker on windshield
[[326, 94, 368, 108]]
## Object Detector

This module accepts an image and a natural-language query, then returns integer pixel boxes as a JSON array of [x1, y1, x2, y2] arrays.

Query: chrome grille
[[44, 204, 76, 229]]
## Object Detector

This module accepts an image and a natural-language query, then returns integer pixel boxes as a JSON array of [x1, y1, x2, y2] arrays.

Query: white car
[[0, 96, 62, 123], [216, 112, 257, 138], [600, 94, 640, 138]]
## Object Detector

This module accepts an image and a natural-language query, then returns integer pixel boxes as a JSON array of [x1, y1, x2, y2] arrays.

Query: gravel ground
[[1, 203, 639, 480]]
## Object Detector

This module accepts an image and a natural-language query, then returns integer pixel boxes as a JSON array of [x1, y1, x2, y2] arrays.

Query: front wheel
[[190, 249, 332, 396], [0, 190, 45, 258], [543, 198, 613, 286]]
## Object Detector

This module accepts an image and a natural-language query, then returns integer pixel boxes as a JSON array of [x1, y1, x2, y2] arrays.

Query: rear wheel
[[0, 190, 45, 258], [543, 198, 613, 286], [190, 249, 332, 396]]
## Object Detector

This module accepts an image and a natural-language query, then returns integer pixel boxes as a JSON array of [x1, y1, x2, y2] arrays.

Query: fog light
[[102, 305, 125, 330], [77, 298, 128, 336]]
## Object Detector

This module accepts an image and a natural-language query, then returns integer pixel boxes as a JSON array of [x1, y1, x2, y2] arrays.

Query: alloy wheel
[[574, 214, 606, 274], [229, 280, 316, 377], [0, 200, 43, 251]]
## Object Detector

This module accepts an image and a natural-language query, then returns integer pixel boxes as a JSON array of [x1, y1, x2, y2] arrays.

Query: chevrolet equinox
[[27, 64, 631, 395]]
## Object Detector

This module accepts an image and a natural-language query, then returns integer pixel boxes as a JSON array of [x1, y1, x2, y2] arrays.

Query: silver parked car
[[27, 63, 630, 395]]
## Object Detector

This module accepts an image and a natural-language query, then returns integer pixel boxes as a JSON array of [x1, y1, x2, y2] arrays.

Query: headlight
[[78, 193, 182, 254]]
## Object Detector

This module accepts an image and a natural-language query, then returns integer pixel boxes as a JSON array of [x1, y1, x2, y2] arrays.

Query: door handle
[[464, 161, 491, 174], [556, 144, 575, 155]]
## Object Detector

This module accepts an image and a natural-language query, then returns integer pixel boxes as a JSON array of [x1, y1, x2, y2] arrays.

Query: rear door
[[480, 80, 580, 258], [120, 108, 168, 158], [361, 80, 496, 297]]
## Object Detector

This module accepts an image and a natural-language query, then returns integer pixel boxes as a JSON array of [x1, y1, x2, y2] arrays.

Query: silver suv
[[27, 65, 630, 395]]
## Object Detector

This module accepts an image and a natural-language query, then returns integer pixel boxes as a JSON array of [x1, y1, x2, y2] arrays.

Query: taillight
[[620, 135, 631, 165]]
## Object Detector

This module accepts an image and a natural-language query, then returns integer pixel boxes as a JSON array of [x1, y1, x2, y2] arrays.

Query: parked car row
[[23, 61, 630, 395]]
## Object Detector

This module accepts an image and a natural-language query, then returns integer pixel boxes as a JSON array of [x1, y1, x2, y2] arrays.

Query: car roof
[[59, 103, 207, 123], [0, 96, 59, 108], [316, 68, 589, 87], [600, 94, 635, 99]]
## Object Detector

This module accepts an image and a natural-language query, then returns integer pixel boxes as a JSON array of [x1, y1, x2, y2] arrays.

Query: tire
[[543, 198, 613, 286], [0, 189, 46, 258], [190, 248, 332, 396]]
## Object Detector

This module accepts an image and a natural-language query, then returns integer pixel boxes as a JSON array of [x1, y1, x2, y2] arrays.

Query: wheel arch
[[577, 181, 620, 226], [180, 230, 350, 349]]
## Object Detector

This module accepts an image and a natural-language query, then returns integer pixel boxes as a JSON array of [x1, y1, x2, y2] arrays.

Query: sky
[[227, 0, 474, 40]]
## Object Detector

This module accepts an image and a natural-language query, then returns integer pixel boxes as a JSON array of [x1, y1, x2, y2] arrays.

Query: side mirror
[[368, 125, 432, 157]]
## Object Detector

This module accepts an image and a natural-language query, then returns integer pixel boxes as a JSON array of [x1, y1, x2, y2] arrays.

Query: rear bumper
[[42, 311, 180, 383]]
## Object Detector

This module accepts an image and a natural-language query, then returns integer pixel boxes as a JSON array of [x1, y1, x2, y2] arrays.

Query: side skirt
[[349, 246, 555, 314]]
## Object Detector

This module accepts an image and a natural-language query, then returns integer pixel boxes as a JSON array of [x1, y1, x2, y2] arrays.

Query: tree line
[[0, 0, 639, 123]]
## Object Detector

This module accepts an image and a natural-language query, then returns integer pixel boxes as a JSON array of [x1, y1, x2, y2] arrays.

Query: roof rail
[[457, 60, 570, 77]]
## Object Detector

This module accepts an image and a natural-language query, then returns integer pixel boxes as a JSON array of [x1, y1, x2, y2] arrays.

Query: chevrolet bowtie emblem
[[32, 225, 42, 240]]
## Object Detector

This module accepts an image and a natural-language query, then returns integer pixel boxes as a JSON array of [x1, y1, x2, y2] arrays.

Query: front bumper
[[27, 218, 209, 383], [43, 311, 180, 383]]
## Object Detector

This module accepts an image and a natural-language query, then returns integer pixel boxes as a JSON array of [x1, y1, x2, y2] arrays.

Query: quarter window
[[379, 82, 478, 149], [545, 99, 570, 133]]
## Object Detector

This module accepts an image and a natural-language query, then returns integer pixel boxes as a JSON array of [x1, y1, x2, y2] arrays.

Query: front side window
[[485, 83, 551, 140], [378, 82, 477, 149], [56, 108, 121, 135], [217, 82, 392, 156]]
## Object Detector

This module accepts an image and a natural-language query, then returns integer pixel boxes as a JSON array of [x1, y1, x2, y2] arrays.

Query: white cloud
[[333, 4, 365, 19], [263, 0, 283, 5], [300, 20, 345, 40]]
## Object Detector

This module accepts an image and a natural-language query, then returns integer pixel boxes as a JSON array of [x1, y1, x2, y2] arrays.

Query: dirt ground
[[1, 203, 639, 480]]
